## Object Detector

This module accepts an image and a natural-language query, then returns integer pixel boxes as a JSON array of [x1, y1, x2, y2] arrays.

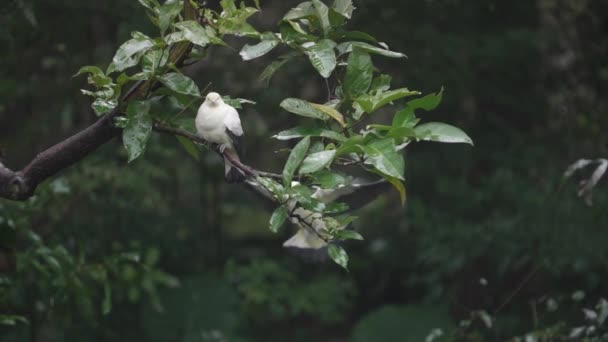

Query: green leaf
[[0, 315, 29, 326], [217, 3, 259, 37], [269, 206, 288, 233], [392, 108, 419, 128], [173, 20, 211, 47], [328, 244, 349, 270], [74, 66, 113, 87], [313, 171, 350, 188], [222, 96, 256, 109], [357, 88, 421, 113], [311, 103, 346, 127], [280, 98, 326, 120], [259, 57, 291, 87], [158, 72, 201, 97], [283, 1, 315, 20], [305, 39, 337, 78], [273, 126, 347, 142], [239, 33, 279, 60], [332, 0, 355, 19], [300, 150, 336, 174], [380, 173, 406, 206], [370, 74, 391, 92], [337, 41, 406, 58], [102, 281, 112, 315], [159, 0, 183, 35], [123, 100, 153, 163], [137, 0, 159, 12], [360, 138, 405, 180], [343, 48, 373, 98], [111, 32, 156, 72], [414, 122, 473, 145], [312, 0, 331, 35], [92, 98, 117, 116], [332, 30, 377, 43], [176, 135, 200, 161], [257, 176, 286, 197], [142, 48, 167, 76], [336, 229, 363, 240], [283, 136, 310, 187], [387, 126, 417, 140], [407, 87, 444, 112]]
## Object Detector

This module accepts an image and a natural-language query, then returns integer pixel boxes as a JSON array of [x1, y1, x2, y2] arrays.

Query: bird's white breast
[[195, 103, 233, 146]]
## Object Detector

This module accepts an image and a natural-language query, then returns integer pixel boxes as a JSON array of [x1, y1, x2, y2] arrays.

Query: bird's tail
[[224, 158, 246, 183]]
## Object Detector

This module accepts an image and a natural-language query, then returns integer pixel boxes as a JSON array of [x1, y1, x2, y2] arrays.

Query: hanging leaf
[[240, 33, 279, 60], [414, 122, 473, 145], [305, 39, 337, 78], [123, 100, 153, 163], [280, 98, 325, 120], [111, 32, 156, 72], [158, 72, 201, 97], [328, 244, 349, 270], [173, 20, 211, 47], [312, 0, 331, 36], [343, 48, 373, 98], [269, 206, 288, 233], [259, 58, 290, 87], [176, 136, 200, 161], [158, 0, 183, 35], [299, 150, 336, 174], [283, 136, 311, 187], [311, 103, 346, 127], [335, 230, 363, 241], [332, 0, 355, 19], [92, 98, 117, 116], [360, 138, 405, 180]]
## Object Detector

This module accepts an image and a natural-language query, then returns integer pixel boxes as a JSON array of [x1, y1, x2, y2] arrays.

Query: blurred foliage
[[1, 0, 608, 341]]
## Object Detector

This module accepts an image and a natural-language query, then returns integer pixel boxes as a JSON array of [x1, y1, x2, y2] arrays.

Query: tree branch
[[152, 123, 283, 180], [0, 114, 120, 201]]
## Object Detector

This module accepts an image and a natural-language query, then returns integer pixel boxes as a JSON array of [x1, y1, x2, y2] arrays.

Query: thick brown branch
[[0, 113, 121, 201]]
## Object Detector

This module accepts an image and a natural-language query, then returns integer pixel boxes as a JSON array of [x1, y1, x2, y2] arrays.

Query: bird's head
[[205, 92, 223, 106]]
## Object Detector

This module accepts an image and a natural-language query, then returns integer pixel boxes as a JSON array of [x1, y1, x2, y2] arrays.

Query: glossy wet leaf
[[328, 244, 349, 270], [305, 39, 337, 78], [159, 0, 183, 35], [269, 206, 288, 233], [280, 98, 326, 120], [332, 0, 355, 19], [158, 72, 201, 97], [310, 103, 346, 127], [312, 0, 331, 35], [273, 126, 347, 142], [414, 122, 473, 145], [123, 100, 153, 163], [357, 88, 421, 113], [299, 150, 336, 174], [283, 136, 310, 187], [112, 32, 156, 72], [240, 34, 279, 60], [283, 1, 315, 20], [343, 48, 373, 98], [360, 138, 405, 180]]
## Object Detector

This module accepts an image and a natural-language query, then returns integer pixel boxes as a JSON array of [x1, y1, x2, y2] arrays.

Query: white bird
[[196, 92, 246, 183]]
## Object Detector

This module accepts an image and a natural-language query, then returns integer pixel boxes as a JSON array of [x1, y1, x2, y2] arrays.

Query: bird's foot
[[219, 144, 228, 153]]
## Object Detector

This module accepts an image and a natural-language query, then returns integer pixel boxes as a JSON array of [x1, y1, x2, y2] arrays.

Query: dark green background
[[1, 0, 607, 340]]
